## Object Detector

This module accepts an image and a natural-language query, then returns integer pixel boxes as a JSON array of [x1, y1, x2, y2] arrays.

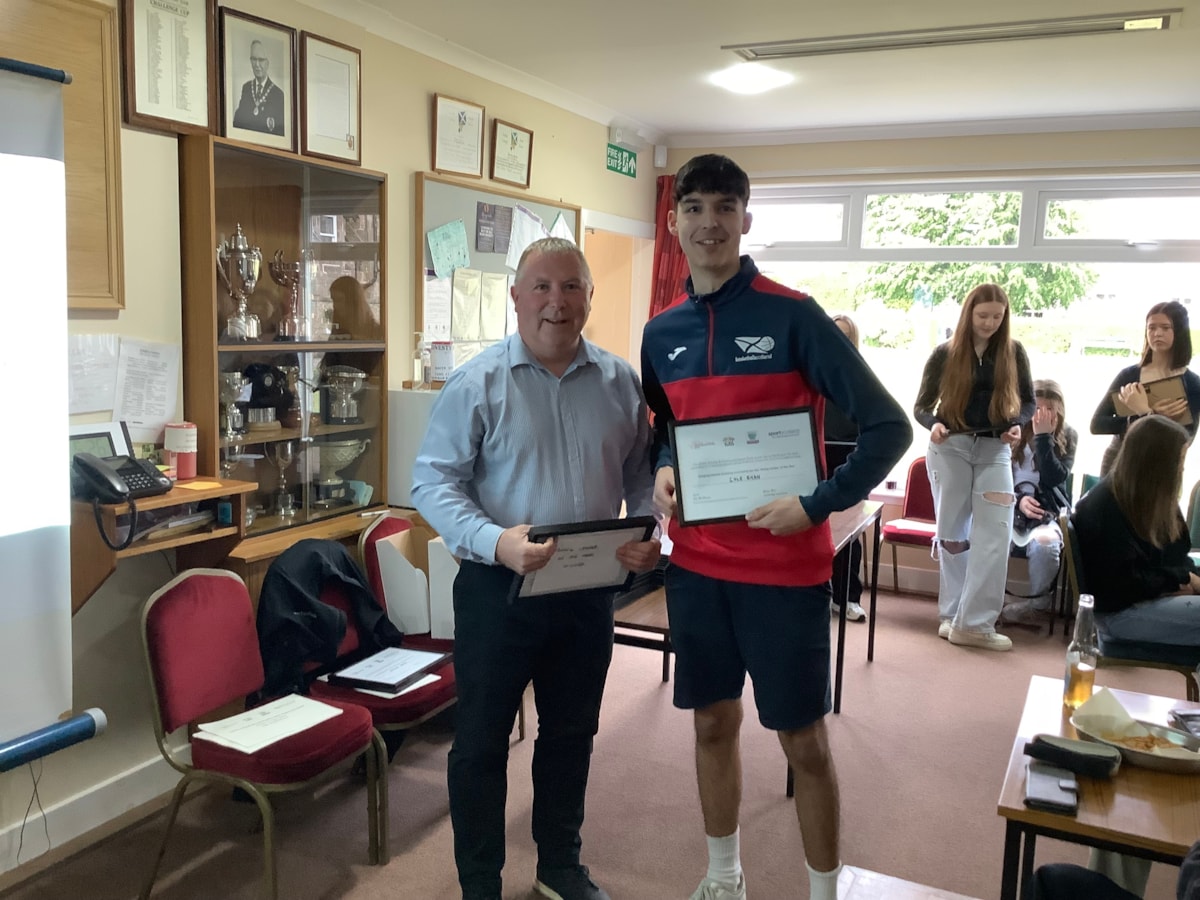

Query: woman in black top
[[914, 284, 1035, 651], [1072, 414, 1200, 666]]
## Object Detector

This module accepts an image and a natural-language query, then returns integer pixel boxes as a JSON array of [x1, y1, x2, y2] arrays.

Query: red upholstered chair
[[357, 511, 526, 740], [261, 534, 460, 753], [140, 569, 388, 900], [878, 457, 937, 592]]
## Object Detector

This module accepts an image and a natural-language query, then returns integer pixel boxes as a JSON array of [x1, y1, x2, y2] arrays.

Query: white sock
[[705, 828, 742, 885], [806, 860, 842, 900]]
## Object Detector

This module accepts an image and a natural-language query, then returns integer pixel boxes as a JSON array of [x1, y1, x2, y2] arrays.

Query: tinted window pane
[[1044, 197, 1200, 241], [863, 192, 1021, 248], [744, 202, 844, 245]]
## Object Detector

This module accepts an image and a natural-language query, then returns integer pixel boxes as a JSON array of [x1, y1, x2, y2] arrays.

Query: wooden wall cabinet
[[178, 135, 388, 565]]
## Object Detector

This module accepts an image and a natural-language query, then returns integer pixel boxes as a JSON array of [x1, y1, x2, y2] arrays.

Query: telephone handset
[[72, 453, 172, 551], [72, 452, 172, 503]]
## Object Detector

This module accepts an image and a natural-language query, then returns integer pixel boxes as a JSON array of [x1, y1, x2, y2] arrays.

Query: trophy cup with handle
[[216, 224, 262, 342], [268, 250, 305, 341], [271, 441, 296, 519]]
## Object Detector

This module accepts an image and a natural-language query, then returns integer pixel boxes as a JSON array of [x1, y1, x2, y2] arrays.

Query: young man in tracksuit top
[[641, 154, 911, 900]]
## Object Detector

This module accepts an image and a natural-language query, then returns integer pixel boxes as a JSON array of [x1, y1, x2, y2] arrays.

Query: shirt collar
[[506, 333, 595, 376]]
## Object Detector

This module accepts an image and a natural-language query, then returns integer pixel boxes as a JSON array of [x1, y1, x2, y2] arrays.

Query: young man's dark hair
[[672, 154, 750, 205]]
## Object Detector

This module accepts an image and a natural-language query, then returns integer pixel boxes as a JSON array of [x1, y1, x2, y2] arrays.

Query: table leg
[[1020, 831, 1037, 897], [834, 549, 850, 714], [1000, 820, 1022, 900], [868, 519, 881, 662], [661, 634, 671, 684]]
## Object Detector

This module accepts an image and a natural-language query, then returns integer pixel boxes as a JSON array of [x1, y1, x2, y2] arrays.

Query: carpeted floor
[[2, 591, 1189, 900]]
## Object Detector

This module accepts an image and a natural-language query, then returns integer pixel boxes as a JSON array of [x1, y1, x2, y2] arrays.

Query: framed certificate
[[432, 94, 485, 178], [509, 516, 658, 600], [300, 32, 361, 165], [490, 118, 533, 188], [669, 408, 821, 527], [122, 0, 217, 134]]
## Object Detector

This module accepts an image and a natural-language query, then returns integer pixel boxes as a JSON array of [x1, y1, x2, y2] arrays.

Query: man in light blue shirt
[[412, 237, 660, 900]]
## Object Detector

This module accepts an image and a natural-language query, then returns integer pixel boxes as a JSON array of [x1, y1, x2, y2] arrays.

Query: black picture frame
[[507, 516, 658, 601], [300, 31, 361, 165], [219, 8, 297, 152]]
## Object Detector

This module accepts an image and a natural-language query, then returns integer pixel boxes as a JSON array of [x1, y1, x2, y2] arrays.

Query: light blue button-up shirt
[[411, 335, 655, 564]]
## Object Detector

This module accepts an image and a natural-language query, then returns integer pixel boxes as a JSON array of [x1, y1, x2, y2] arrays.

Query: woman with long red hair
[[914, 284, 1035, 651]]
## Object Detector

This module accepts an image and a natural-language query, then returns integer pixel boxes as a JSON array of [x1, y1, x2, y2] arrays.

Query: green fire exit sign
[[606, 143, 637, 178]]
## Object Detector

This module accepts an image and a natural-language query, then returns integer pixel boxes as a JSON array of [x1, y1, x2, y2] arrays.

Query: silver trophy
[[271, 441, 296, 519], [323, 365, 366, 424], [218, 372, 249, 477], [216, 224, 262, 342], [313, 438, 369, 507], [268, 250, 305, 341]]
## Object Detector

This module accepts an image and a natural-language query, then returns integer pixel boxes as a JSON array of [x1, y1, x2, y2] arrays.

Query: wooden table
[[996, 675, 1200, 900], [830, 500, 883, 715], [613, 586, 672, 682]]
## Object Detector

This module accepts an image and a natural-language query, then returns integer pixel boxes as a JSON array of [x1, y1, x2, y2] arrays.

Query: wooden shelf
[[70, 479, 257, 615], [217, 340, 385, 353]]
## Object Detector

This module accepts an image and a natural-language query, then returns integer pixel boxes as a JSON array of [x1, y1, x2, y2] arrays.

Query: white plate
[[1071, 716, 1200, 774]]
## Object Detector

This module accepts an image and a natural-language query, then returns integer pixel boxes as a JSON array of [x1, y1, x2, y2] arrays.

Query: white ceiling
[[328, 0, 1200, 146]]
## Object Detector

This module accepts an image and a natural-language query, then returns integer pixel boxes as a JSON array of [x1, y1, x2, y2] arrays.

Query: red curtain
[[648, 175, 689, 319]]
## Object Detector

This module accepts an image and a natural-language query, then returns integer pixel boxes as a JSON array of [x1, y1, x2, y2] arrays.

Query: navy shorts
[[665, 563, 831, 731]]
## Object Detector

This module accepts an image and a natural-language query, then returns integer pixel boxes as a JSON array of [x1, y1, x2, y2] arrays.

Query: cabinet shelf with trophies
[[178, 135, 388, 553]]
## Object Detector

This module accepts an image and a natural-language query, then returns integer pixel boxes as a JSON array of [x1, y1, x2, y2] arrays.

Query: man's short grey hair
[[515, 237, 592, 288]]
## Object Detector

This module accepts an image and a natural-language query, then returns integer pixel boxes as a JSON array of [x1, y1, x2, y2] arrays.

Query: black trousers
[[1024, 864, 1141, 900], [448, 561, 615, 895]]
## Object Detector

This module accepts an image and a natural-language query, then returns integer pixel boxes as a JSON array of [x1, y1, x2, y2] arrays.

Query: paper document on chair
[[318, 671, 440, 699], [377, 532, 431, 634], [192, 694, 342, 754], [328, 646, 450, 693]]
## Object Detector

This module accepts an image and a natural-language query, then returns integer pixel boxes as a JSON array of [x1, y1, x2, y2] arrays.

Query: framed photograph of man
[[219, 8, 296, 152]]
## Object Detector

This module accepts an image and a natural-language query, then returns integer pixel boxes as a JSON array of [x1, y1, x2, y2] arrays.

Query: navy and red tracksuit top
[[641, 257, 912, 587]]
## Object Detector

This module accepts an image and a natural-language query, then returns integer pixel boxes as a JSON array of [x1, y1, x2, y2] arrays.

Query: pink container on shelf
[[163, 421, 198, 481]]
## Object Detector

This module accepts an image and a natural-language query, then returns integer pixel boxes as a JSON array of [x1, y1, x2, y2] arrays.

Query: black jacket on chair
[[256, 539, 404, 698]]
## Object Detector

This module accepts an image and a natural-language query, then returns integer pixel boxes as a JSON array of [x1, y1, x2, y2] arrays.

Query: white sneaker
[[689, 874, 746, 900], [1000, 600, 1050, 626], [938, 621, 951, 639], [830, 601, 866, 622], [948, 627, 1012, 651]]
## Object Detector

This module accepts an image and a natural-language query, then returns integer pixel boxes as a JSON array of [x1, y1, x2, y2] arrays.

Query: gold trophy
[[216, 224, 262, 342]]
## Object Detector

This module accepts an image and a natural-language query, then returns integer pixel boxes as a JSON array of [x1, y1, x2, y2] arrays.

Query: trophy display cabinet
[[177, 134, 388, 592]]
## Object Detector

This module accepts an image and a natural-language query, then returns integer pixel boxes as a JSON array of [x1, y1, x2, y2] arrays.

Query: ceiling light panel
[[723, 10, 1181, 60]]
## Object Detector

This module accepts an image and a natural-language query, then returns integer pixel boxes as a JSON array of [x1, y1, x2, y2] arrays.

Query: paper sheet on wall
[[549, 212, 575, 243], [423, 276, 453, 340], [451, 268, 483, 341], [113, 339, 179, 443], [480, 272, 510, 341], [68, 333, 119, 413], [504, 205, 550, 270], [427, 219, 471, 278], [453, 341, 491, 369]]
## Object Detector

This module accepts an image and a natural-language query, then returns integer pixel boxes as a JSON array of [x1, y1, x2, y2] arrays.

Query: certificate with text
[[670, 408, 820, 526], [509, 517, 657, 600]]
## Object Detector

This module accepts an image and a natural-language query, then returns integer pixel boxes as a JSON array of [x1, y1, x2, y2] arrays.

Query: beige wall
[[10, 0, 1200, 884], [667, 126, 1200, 182]]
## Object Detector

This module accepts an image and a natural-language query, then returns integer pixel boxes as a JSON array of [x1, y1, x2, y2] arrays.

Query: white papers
[[451, 268, 483, 340], [423, 276, 453, 340], [191, 694, 342, 754], [505, 205, 550, 270], [331, 646, 447, 692], [113, 338, 180, 443], [480, 272, 510, 341], [518, 526, 644, 598], [550, 212, 575, 243], [67, 333, 119, 413], [376, 532, 431, 634]]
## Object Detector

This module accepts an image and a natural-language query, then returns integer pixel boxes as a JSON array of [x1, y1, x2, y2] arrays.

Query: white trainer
[[689, 874, 746, 900], [938, 621, 951, 639], [830, 601, 866, 622], [948, 627, 1012, 651]]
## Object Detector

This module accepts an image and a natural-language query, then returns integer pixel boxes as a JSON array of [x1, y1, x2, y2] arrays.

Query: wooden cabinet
[[178, 135, 388, 566]]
